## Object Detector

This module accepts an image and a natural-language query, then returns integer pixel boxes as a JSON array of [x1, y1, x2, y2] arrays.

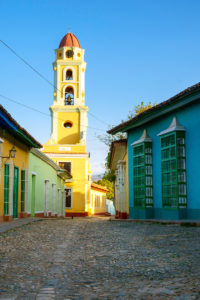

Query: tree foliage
[[97, 101, 155, 148], [127, 101, 155, 119], [95, 102, 156, 201], [94, 178, 114, 200], [97, 130, 126, 147]]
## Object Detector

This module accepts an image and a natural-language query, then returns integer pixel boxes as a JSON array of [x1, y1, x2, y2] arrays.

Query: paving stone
[[0, 217, 200, 299]]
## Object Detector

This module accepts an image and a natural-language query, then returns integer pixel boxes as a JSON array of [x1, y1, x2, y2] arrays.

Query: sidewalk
[[0, 217, 43, 234], [110, 217, 200, 226]]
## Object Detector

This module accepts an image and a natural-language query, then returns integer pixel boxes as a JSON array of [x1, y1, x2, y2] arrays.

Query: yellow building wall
[[49, 156, 89, 214], [57, 111, 80, 144], [45, 43, 88, 216], [91, 189, 107, 215], [0, 130, 29, 219], [60, 65, 79, 98]]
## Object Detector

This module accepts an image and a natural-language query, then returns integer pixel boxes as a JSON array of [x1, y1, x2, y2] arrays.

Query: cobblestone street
[[0, 217, 200, 299]]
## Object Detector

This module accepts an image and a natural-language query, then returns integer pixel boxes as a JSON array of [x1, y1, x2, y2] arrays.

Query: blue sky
[[1, 0, 200, 174]]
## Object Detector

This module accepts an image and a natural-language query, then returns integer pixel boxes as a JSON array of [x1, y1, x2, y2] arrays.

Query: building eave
[[91, 182, 109, 193], [107, 83, 200, 135], [109, 139, 127, 170], [30, 148, 72, 179], [0, 105, 42, 148]]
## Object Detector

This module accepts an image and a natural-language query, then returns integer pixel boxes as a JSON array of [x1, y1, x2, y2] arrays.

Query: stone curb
[[0, 217, 43, 234], [110, 218, 200, 226]]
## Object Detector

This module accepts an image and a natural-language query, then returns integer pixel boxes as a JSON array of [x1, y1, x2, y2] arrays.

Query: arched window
[[66, 69, 73, 80], [65, 87, 74, 105], [63, 121, 73, 128]]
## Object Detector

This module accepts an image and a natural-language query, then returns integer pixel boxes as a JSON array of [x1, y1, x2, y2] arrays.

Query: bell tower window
[[66, 69, 73, 80], [65, 87, 74, 105]]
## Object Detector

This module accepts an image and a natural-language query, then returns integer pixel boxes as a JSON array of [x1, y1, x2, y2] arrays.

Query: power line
[[0, 39, 110, 126], [0, 93, 106, 132], [0, 40, 55, 88]]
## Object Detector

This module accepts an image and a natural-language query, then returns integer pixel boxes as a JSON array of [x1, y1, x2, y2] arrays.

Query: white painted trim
[[30, 172, 37, 217], [57, 160, 72, 175], [62, 191, 65, 216], [62, 66, 76, 83], [57, 64, 60, 102], [56, 61, 84, 66], [50, 106, 88, 113], [57, 188, 61, 217], [62, 83, 77, 105], [0, 138, 4, 143], [24, 168, 29, 213], [46, 153, 89, 158]]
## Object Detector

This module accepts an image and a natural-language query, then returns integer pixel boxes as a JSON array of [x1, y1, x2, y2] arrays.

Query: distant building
[[91, 183, 109, 215], [28, 148, 71, 217], [109, 139, 129, 219], [108, 82, 200, 220], [106, 199, 115, 216]]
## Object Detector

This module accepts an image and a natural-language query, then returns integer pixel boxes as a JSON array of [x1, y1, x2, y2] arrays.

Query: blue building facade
[[108, 83, 200, 220]]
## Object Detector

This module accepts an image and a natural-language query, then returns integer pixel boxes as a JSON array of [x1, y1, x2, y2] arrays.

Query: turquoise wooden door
[[13, 167, 19, 218], [4, 164, 10, 215]]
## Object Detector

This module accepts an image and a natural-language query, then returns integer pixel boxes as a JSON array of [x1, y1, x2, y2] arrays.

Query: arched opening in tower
[[65, 86, 74, 105], [66, 69, 73, 80]]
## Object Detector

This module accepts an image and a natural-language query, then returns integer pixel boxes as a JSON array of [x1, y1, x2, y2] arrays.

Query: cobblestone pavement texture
[[0, 218, 42, 234], [0, 217, 200, 299]]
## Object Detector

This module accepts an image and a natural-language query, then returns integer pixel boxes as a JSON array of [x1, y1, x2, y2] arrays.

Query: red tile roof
[[91, 182, 109, 193], [59, 32, 81, 48]]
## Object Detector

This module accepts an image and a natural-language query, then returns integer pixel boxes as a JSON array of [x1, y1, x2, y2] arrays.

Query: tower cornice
[[50, 105, 88, 112]]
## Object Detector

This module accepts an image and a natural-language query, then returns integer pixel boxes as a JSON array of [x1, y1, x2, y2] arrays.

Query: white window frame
[[62, 84, 77, 104], [63, 66, 76, 82], [58, 160, 72, 175]]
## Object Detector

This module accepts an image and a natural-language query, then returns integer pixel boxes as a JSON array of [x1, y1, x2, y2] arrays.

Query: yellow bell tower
[[43, 32, 92, 217]]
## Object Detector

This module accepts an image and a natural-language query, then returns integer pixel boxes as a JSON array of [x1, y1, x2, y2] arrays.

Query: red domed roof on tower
[[59, 32, 81, 48]]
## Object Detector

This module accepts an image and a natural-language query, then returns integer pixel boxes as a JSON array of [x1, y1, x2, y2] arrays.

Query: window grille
[[102, 195, 106, 207], [4, 164, 9, 215], [161, 132, 187, 208], [133, 142, 153, 208], [21, 170, 25, 212]]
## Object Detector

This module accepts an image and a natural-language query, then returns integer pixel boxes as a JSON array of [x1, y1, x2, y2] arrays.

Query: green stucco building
[[28, 148, 71, 217]]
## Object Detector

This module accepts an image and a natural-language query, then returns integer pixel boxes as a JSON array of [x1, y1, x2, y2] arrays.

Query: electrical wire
[[0, 93, 106, 132], [0, 39, 110, 126]]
